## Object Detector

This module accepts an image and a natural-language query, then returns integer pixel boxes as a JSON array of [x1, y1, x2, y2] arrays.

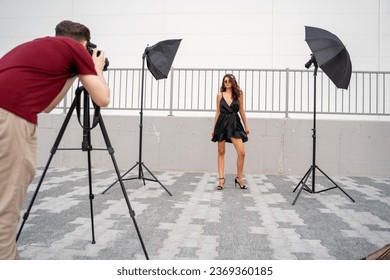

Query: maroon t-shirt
[[0, 36, 97, 124]]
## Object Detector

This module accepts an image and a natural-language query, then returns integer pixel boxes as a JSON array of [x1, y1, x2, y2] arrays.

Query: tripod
[[17, 86, 149, 259], [292, 57, 355, 205], [102, 52, 172, 196]]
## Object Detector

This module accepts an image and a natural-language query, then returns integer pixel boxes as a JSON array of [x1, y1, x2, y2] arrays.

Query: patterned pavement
[[17, 168, 390, 260]]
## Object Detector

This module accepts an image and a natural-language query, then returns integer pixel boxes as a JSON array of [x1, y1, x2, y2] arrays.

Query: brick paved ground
[[17, 168, 390, 260]]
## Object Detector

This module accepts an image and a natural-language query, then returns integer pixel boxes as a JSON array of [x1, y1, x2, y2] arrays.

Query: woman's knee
[[238, 149, 245, 159], [218, 146, 225, 156]]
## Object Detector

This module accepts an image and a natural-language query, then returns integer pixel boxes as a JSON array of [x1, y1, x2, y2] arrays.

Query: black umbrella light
[[304, 26, 352, 89]]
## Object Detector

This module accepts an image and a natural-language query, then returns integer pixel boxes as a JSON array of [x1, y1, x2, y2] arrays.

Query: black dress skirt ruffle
[[211, 94, 248, 143]]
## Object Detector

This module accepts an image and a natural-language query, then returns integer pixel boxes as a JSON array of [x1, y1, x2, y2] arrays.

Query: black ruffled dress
[[211, 93, 248, 143]]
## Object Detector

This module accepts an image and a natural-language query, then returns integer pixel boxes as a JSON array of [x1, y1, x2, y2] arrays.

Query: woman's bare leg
[[231, 137, 246, 186], [217, 141, 226, 188]]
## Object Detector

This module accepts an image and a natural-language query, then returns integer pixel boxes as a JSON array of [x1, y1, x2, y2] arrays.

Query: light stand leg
[[315, 166, 355, 202], [293, 166, 312, 192], [292, 166, 314, 205], [104, 162, 173, 196], [141, 162, 172, 195], [101, 163, 137, 194]]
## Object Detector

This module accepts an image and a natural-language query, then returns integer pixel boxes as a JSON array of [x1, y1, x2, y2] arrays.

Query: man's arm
[[79, 48, 110, 107], [78, 73, 110, 107], [44, 49, 110, 113]]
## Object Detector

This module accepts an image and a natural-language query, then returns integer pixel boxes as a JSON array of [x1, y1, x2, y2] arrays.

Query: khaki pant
[[0, 108, 37, 259]]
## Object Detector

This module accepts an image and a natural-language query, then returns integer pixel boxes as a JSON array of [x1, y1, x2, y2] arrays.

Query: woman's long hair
[[220, 74, 242, 99]]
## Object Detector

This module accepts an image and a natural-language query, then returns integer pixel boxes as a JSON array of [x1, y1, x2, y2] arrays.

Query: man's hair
[[55, 20, 91, 42]]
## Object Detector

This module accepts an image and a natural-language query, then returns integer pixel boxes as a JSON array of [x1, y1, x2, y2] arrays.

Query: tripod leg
[[141, 163, 172, 196], [118, 184, 150, 260], [98, 117, 149, 259], [87, 149, 96, 244], [315, 166, 355, 202]]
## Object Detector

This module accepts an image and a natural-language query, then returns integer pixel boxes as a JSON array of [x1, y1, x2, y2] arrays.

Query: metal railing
[[60, 68, 390, 118]]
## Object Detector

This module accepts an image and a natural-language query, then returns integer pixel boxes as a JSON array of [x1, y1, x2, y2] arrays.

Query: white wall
[[1, 0, 389, 71], [36, 114, 390, 177]]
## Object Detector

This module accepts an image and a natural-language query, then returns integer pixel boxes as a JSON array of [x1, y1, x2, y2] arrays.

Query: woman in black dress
[[211, 74, 249, 190]]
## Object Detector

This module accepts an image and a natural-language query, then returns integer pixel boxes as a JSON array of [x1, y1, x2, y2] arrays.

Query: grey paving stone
[[16, 168, 390, 260]]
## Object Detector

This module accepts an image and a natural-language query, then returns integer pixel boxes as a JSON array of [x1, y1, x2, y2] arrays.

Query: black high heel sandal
[[235, 177, 247, 189], [217, 178, 225, 190]]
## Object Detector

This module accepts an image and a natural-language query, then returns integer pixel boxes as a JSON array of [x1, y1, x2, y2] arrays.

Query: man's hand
[[92, 49, 106, 73]]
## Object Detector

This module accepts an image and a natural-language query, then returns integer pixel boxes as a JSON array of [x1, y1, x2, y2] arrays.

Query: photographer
[[0, 20, 110, 259]]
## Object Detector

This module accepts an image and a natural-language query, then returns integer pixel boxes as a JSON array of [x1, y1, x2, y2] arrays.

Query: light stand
[[17, 87, 149, 259], [292, 55, 355, 205], [102, 50, 172, 196]]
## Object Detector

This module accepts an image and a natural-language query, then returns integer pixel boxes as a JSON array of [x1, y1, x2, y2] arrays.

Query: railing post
[[62, 87, 70, 114], [285, 68, 290, 118], [168, 67, 175, 116], [63, 96, 67, 114]]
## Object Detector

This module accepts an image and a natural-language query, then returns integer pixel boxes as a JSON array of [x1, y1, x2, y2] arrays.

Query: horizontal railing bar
[[57, 67, 390, 118]]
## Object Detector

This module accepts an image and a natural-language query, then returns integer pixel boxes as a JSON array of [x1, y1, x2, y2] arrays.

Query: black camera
[[87, 42, 109, 71]]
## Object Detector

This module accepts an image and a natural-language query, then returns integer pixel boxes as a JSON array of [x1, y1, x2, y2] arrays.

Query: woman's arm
[[212, 92, 222, 136], [238, 91, 249, 135]]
